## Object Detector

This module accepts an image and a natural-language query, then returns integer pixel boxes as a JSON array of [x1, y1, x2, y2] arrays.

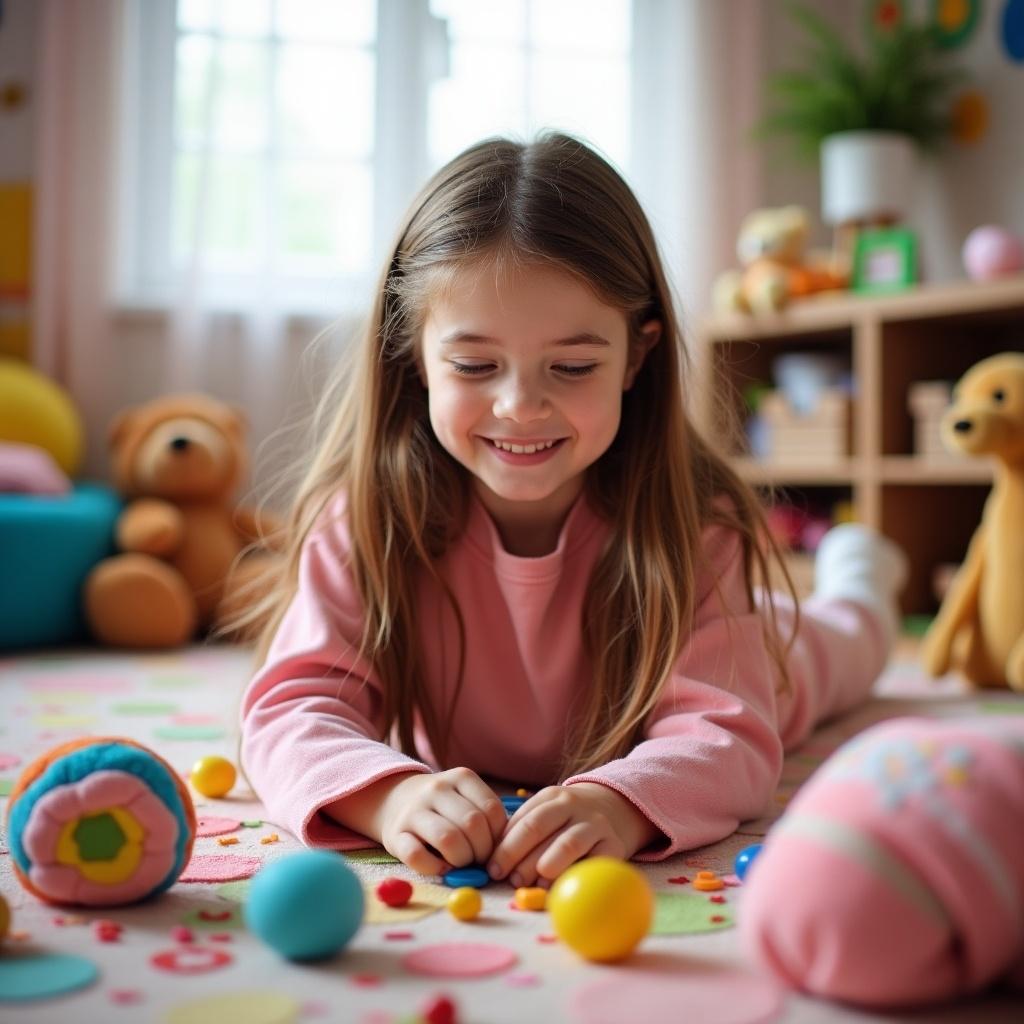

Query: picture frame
[[851, 227, 918, 294]]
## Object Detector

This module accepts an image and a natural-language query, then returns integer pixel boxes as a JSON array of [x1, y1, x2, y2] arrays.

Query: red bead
[[421, 993, 458, 1024], [376, 876, 414, 908]]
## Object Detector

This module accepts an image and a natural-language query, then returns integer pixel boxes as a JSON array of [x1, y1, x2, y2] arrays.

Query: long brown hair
[[241, 131, 795, 779]]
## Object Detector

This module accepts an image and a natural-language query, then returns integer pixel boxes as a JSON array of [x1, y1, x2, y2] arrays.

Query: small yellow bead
[[515, 788, 529, 797], [447, 886, 483, 921], [189, 756, 237, 798], [692, 870, 725, 892], [514, 886, 547, 911]]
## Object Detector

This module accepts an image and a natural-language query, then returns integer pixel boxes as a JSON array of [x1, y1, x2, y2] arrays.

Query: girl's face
[[419, 260, 660, 529]]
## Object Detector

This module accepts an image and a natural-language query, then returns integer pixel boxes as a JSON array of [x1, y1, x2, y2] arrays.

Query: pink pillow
[[0, 442, 73, 495]]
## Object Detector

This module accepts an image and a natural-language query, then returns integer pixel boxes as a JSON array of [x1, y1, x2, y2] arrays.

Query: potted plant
[[759, 3, 966, 226]]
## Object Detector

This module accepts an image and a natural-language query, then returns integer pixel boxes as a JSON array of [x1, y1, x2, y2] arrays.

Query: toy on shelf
[[962, 225, 1024, 281], [907, 381, 959, 460], [245, 850, 364, 961], [712, 206, 847, 316], [84, 393, 283, 648], [547, 856, 653, 962], [921, 352, 1024, 690], [5, 737, 197, 907]]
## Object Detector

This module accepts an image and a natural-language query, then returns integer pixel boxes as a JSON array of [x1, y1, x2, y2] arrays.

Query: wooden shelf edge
[[699, 275, 1024, 342], [731, 457, 861, 485], [879, 456, 994, 485]]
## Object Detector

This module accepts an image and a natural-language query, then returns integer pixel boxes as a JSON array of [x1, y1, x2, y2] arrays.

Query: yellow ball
[[0, 892, 9, 943], [446, 886, 482, 921], [190, 756, 237, 798], [0, 357, 84, 475], [547, 857, 653, 962]]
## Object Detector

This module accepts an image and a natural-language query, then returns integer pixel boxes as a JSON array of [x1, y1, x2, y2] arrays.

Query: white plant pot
[[820, 131, 917, 225]]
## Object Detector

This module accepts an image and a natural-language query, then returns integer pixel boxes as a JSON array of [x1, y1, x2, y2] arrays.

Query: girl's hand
[[376, 768, 508, 876], [486, 782, 659, 888]]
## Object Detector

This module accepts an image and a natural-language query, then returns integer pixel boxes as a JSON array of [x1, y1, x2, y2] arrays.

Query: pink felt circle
[[402, 942, 518, 979], [21, 769, 181, 905], [569, 967, 784, 1024], [0, 753, 22, 770], [179, 854, 262, 883], [196, 816, 242, 837]]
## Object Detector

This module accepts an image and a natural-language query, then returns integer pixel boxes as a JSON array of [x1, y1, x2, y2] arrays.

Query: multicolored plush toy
[[6, 737, 196, 906]]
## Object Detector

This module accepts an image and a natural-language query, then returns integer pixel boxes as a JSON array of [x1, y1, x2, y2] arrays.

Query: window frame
[[117, 0, 679, 316]]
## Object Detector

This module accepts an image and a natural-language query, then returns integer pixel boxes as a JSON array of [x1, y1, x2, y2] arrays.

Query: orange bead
[[514, 886, 547, 911], [692, 870, 724, 892]]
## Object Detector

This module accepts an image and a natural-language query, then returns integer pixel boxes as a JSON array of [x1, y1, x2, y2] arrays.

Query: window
[[120, 0, 655, 315]]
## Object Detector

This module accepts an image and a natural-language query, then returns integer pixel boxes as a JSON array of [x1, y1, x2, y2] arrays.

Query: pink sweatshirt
[[241, 490, 876, 860]]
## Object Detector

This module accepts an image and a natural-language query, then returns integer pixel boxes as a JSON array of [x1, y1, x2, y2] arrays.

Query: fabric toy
[[6, 737, 197, 906], [920, 353, 1024, 690], [712, 206, 847, 315], [740, 716, 1024, 1008], [84, 393, 281, 648], [962, 225, 1024, 281]]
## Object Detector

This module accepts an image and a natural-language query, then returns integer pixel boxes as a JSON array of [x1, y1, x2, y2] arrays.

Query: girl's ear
[[624, 319, 662, 390]]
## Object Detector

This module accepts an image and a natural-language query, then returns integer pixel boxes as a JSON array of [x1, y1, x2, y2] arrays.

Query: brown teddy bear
[[712, 206, 847, 315], [84, 393, 280, 648], [921, 352, 1024, 690]]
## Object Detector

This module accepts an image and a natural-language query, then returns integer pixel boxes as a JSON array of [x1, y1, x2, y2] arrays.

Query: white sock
[[812, 523, 909, 649]]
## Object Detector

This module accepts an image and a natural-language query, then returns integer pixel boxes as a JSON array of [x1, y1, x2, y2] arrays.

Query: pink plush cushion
[[0, 442, 72, 495]]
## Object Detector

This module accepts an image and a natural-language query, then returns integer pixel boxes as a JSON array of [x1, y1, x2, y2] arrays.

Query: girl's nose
[[492, 376, 550, 421]]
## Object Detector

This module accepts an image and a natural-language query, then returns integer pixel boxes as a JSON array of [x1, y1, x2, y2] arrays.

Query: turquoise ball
[[244, 850, 364, 960]]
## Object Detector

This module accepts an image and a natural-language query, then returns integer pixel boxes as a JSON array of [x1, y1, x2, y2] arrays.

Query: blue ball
[[734, 843, 763, 882], [244, 850, 364, 960]]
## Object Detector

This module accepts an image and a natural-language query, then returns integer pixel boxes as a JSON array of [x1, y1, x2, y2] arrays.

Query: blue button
[[442, 865, 490, 889]]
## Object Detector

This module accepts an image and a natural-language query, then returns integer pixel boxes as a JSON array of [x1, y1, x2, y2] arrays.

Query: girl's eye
[[993, 389, 1006, 404], [449, 363, 597, 377]]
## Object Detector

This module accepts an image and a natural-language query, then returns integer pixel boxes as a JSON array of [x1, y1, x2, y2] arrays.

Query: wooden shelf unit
[[694, 276, 1024, 614]]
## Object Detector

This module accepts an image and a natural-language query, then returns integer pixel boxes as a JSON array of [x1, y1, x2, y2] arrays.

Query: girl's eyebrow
[[439, 330, 611, 347]]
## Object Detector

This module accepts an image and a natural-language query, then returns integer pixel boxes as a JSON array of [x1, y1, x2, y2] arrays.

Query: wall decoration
[[951, 89, 990, 142], [932, 0, 982, 48], [1004, 0, 1024, 60]]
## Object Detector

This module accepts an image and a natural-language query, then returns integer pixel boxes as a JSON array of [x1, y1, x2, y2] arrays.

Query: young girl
[[240, 131, 906, 890]]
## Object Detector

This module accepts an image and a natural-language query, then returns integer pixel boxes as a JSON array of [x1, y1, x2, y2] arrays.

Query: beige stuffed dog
[[85, 394, 280, 648], [921, 352, 1024, 690]]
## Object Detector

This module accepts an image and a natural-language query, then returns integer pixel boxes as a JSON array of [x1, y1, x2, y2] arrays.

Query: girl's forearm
[[322, 771, 422, 841]]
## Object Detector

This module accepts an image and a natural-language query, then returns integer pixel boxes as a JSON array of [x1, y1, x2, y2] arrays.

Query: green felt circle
[[74, 812, 126, 861]]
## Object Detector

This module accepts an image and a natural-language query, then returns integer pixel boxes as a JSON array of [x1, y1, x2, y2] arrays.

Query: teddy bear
[[84, 393, 281, 648], [712, 206, 847, 315], [921, 352, 1024, 690]]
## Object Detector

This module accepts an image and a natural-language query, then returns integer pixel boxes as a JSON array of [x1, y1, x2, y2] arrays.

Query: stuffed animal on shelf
[[921, 352, 1024, 690], [712, 206, 847, 315], [85, 393, 281, 648]]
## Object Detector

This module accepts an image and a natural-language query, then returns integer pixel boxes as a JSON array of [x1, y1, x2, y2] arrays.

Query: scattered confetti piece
[[364, 882, 449, 924], [666, 876, 689, 885], [109, 988, 144, 1005], [208, 933, 232, 943], [180, 854, 262, 884], [537, 934, 557, 944], [218, 836, 240, 846], [506, 972, 541, 987], [154, 724, 227, 741], [165, 990, 299, 1024], [350, 973, 383, 987], [0, 953, 99, 1001], [171, 926, 194, 943], [259, 833, 280, 845], [384, 930, 415, 941], [242, 820, 263, 828], [709, 895, 727, 904], [183, 907, 242, 930], [150, 946, 233, 975], [569, 965, 785, 1024], [196, 816, 242, 837], [651, 892, 735, 935], [403, 942, 517, 979]]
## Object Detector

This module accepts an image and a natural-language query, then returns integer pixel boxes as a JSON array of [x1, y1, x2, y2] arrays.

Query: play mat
[[1, 644, 1022, 1023]]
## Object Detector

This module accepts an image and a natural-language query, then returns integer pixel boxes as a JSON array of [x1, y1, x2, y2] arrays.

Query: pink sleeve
[[240, 513, 431, 849], [564, 524, 783, 860]]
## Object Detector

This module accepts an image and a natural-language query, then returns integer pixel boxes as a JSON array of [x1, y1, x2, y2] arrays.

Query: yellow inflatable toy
[[0, 358, 84, 475]]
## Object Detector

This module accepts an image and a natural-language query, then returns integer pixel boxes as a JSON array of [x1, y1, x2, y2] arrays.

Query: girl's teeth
[[493, 439, 557, 454]]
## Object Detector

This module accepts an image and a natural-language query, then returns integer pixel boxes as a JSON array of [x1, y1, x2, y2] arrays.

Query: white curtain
[[32, 0, 766, 485], [33, 0, 127, 478]]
